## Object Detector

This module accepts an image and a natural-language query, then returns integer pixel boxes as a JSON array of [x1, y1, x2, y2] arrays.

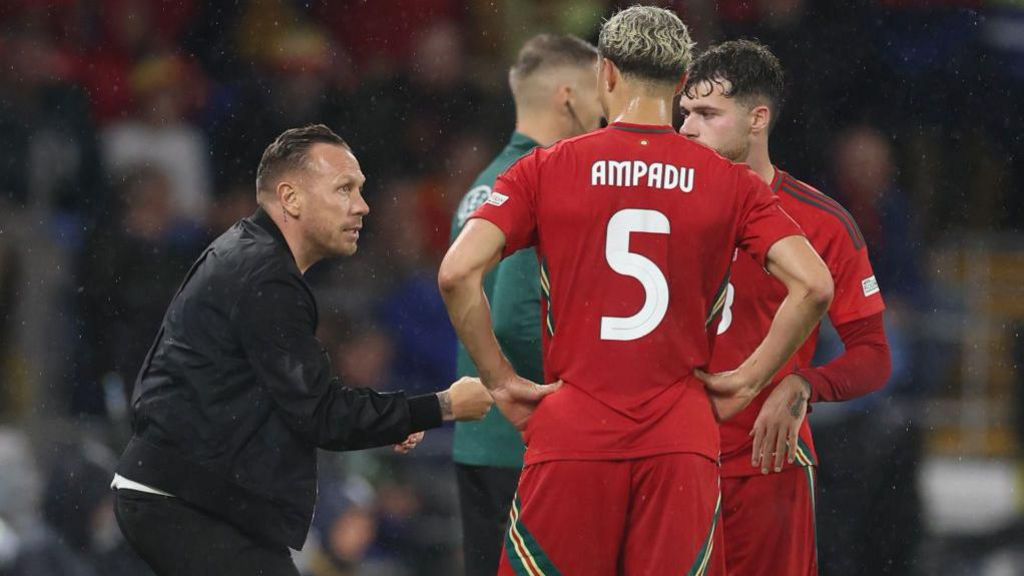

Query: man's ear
[[278, 181, 301, 218], [600, 57, 619, 93], [555, 83, 572, 107], [751, 104, 772, 135]]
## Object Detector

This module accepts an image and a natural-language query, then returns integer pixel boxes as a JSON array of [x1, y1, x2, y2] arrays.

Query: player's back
[[477, 122, 800, 465], [537, 124, 746, 410]]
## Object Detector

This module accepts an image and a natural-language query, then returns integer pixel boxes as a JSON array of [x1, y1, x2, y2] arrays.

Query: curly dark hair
[[683, 40, 785, 129]]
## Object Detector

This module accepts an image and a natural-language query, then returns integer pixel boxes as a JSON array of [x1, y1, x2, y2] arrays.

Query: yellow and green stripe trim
[[793, 437, 817, 468], [705, 272, 731, 328], [803, 463, 819, 566], [803, 464, 817, 515], [686, 492, 722, 576], [540, 259, 555, 337], [506, 496, 562, 576]]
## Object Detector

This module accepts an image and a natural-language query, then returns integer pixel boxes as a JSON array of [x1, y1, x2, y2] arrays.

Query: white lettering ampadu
[[591, 160, 694, 192]]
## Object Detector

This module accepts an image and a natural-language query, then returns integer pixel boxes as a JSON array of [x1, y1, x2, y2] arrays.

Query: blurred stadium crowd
[[0, 0, 1021, 575]]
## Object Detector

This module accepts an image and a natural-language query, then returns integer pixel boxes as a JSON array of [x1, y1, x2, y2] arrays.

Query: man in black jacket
[[112, 124, 493, 576]]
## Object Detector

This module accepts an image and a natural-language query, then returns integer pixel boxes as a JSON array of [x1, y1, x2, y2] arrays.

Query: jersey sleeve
[[821, 225, 886, 326], [235, 271, 442, 450], [734, 167, 804, 267], [796, 312, 891, 403], [470, 149, 542, 258]]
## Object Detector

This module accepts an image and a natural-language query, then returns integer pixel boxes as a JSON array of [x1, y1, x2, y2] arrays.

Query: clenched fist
[[438, 377, 494, 421]]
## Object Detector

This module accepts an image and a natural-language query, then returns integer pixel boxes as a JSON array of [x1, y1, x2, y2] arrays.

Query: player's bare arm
[[753, 311, 892, 472], [699, 235, 833, 420], [439, 219, 562, 431]]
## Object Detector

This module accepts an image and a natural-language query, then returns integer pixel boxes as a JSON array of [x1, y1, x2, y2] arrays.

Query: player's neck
[[744, 142, 775, 186], [516, 113, 569, 148], [266, 207, 319, 273], [283, 232, 319, 274], [608, 93, 673, 127]]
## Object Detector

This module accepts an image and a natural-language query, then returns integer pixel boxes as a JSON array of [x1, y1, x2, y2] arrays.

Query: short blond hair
[[598, 5, 694, 85], [509, 34, 598, 108]]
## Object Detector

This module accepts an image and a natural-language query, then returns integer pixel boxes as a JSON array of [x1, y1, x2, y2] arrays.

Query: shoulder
[[229, 219, 308, 290], [776, 171, 866, 252], [453, 182, 495, 231], [520, 128, 612, 169], [454, 145, 536, 231]]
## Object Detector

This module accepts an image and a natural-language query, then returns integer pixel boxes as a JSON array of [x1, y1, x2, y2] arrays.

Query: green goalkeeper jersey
[[451, 132, 542, 468]]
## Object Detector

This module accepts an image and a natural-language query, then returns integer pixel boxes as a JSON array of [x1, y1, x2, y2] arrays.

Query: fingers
[[698, 369, 750, 397], [751, 421, 766, 469], [508, 378, 563, 401], [757, 421, 779, 474], [393, 432, 424, 454], [772, 423, 787, 473], [786, 424, 799, 465], [709, 396, 726, 422], [695, 370, 730, 395], [534, 379, 563, 398]]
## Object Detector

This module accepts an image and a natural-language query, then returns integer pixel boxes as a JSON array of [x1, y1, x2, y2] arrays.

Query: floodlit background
[[0, 1, 1020, 575]]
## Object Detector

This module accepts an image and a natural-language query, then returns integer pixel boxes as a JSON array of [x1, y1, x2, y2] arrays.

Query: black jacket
[[116, 208, 442, 549]]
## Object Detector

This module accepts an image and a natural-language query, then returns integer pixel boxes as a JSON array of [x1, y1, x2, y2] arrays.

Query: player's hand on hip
[[750, 374, 810, 474], [489, 375, 562, 432], [393, 431, 425, 454], [443, 377, 494, 421], [696, 369, 758, 421]]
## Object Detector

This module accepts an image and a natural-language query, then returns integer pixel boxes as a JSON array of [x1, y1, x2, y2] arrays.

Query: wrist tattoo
[[789, 396, 805, 418], [437, 390, 453, 421], [789, 378, 810, 418]]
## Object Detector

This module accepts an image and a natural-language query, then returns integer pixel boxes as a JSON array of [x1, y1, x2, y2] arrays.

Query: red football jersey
[[712, 169, 886, 477], [472, 123, 802, 466]]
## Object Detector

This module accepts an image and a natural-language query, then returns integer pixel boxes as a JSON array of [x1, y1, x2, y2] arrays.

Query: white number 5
[[600, 209, 671, 341]]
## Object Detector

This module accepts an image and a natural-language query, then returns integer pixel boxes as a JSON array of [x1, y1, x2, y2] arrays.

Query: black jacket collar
[[251, 206, 289, 249]]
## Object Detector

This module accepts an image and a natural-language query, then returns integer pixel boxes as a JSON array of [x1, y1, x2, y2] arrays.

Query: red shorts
[[721, 466, 818, 576], [498, 453, 724, 576]]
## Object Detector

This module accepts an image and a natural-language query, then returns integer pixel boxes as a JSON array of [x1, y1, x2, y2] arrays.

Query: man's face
[[679, 79, 753, 162], [298, 143, 369, 257], [567, 64, 604, 136]]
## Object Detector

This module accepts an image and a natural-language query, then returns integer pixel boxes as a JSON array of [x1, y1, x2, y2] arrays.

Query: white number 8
[[716, 283, 736, 335], [600, 209, 671, 341]]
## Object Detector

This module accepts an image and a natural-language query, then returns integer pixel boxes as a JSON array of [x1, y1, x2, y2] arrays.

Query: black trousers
[[456, 463, 522, 576], [812, 402, 924, 576], [114, 489, 300, 576]]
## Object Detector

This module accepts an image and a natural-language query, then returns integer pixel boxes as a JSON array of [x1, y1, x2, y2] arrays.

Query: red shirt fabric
[[711, 168, 887, 478], [797, 312, 891, 404], [471, 123, 802, 466]]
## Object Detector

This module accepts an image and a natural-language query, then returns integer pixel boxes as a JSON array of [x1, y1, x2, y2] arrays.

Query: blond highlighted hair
[[598, 5, 694, 85]]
